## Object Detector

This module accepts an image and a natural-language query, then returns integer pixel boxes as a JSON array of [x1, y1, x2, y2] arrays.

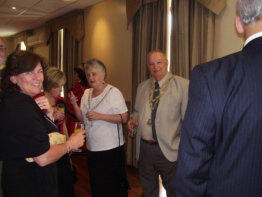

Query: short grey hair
[[147, 49, 167, 64], [236, 0, 262, 25], [84, 58, 107, 78]]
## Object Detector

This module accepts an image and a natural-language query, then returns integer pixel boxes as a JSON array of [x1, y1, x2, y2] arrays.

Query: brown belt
[[142, 139, 158, 145]]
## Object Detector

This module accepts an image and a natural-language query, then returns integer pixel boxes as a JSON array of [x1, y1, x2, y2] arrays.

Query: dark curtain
[[170, 0, 215, 78], [45, 10, 85, 43], [63, 29, 82, 95], [132, 0, 167, 107], [129, 0, 167, 166], [48, 32, 59, 67]]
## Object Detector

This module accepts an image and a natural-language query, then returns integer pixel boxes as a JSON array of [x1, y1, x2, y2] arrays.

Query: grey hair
[[147, 49, 167, 64], [236, 0, 262, 25], [84, 58, 107, 78]]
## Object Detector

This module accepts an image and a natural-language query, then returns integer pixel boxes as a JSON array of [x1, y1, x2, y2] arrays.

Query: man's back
[[174, 37, 262, 196]]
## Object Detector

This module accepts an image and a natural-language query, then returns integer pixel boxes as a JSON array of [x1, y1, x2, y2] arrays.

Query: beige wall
[[2, 37, 14, 57], [214, 0, 244, 58], [31, 26, 49, 64], [83, 0, 132, 101], [33, 45, 49, 64]]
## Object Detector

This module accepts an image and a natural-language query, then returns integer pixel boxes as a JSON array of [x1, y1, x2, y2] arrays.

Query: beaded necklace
[[88, 86, 113, 111]]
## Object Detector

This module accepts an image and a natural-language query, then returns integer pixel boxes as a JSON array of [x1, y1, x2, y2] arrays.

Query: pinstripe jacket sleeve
[[174, 65, 216, 196]]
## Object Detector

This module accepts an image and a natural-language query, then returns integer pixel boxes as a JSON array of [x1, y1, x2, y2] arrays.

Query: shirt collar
[[152, 72, 172, 88], [244, 31, 262, 46]]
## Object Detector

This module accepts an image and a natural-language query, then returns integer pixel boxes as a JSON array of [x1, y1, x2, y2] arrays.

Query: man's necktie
[[151, 81, 160, 141]]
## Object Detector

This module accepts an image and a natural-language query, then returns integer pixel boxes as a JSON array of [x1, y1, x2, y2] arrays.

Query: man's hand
[[127, 118, 138, 135]]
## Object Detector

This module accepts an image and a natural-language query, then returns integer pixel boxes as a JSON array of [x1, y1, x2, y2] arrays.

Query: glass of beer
[[57, 103, 65, 112], [73, 122, 85, 152], [74, 122, 85, 134]]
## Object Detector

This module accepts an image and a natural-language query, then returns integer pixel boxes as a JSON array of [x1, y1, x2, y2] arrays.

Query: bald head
[[0, 37, 6, 66]]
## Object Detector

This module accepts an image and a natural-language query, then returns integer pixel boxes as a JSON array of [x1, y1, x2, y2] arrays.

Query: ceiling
[[0, 0, 102, 37]]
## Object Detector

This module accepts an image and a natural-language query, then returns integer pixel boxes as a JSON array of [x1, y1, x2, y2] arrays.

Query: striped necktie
[[151, 81, 160, 141]]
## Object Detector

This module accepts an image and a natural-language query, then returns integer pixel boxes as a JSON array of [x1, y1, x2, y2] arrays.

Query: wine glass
[[73, 122, 85, 152], [74, 121, 85, 134]]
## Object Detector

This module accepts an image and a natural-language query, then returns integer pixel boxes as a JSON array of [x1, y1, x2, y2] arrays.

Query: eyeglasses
[[0, 46, 6, 52]]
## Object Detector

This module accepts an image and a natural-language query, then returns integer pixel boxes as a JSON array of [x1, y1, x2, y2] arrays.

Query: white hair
[[237, 0, 262, 25]]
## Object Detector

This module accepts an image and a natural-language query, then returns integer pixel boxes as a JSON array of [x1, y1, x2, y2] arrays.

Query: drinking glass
[[73, 122, 85, 152], [129, 118, 138, 138], [74, 122, 85, 134], [57, 103, 65, 112]]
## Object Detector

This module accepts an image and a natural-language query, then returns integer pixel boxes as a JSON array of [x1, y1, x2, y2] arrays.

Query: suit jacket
[[174, 37, 262, 196], [133, 73, 189, 162]]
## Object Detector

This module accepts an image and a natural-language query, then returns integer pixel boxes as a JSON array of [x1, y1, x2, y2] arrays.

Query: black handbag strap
[[117, 114, 123, 147]]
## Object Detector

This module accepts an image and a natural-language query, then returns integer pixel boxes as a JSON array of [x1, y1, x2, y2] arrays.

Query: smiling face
[[147, 51, 168, 81], [85, 66, 105, 89], [10, 63, 43, 97]]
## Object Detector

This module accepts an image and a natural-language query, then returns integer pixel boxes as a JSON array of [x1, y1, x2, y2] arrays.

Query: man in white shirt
[[174, 0, 262, 196], [128, 50, 189, 197]]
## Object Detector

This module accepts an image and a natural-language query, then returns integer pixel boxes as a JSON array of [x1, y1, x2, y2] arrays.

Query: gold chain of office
[[149, 76, 173, 111]]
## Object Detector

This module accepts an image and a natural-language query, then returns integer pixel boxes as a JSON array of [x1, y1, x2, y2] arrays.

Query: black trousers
[[56, 154, 75, 197], [87, 145, 129, 197]]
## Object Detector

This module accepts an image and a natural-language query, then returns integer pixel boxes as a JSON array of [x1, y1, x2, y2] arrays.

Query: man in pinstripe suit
[[174, 0, 262, 196]]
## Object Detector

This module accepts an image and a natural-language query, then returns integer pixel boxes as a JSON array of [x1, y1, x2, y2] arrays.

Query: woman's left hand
[[35, 96, 54, 120], [86, 111, 101, 121], [35, 96, 53, 113]]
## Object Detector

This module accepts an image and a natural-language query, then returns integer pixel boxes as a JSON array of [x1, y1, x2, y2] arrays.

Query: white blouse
[[80, 84, 128, 151]]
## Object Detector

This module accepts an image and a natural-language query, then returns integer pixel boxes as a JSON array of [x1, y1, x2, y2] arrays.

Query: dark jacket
[[174, 37, 262, 196]]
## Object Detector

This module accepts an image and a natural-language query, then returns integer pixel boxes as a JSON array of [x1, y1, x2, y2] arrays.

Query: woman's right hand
[[66, 131, 85, 150], [68, 91, 78, 106]]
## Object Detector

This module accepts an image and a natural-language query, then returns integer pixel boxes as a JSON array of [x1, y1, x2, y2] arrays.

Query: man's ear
[[10, 76, 17, 84], [235, 16, 245, 34]]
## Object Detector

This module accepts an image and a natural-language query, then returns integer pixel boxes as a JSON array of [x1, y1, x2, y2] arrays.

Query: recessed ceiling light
[[11, 6, 16, 10]]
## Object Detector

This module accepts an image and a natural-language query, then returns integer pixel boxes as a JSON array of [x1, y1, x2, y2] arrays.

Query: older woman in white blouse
[[69, 58, 129, 197]]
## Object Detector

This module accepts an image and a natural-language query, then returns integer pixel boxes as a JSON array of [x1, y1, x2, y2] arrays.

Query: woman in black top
[[0, 51, 85, 197], [43, 66, 74, 197]]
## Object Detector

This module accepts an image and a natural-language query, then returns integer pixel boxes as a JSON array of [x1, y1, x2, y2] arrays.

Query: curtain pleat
[[48, 32, 59, 67], [170, 0, 215, 79], [63, 29, 82, 95]]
